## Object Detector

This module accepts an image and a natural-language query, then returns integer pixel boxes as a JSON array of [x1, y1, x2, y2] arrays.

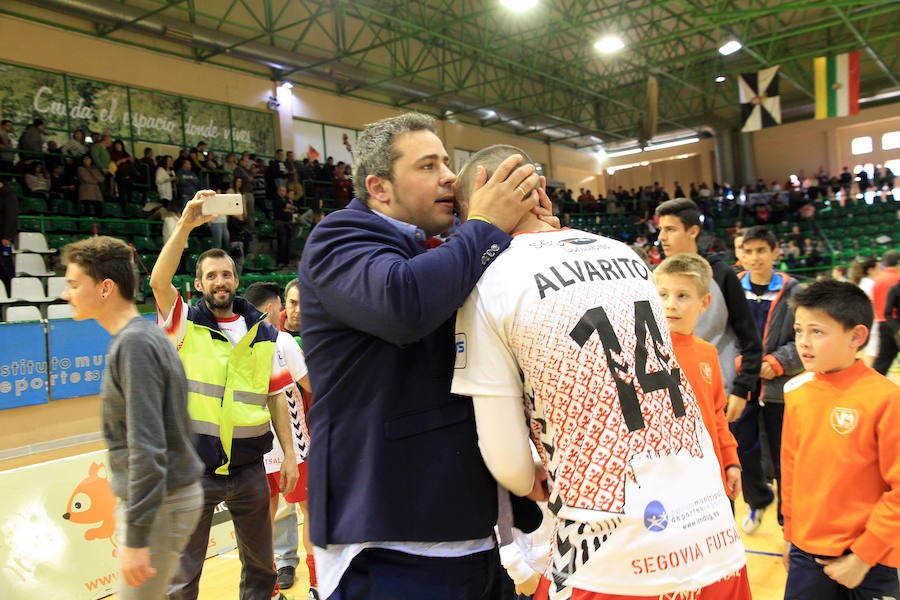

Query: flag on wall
[[814, 51, 860, 119], [739, 65, 781, 132]]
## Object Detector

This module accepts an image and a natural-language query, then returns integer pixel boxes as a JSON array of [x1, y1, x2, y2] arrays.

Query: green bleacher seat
[[21, 196, 47, 215], [19, 215, 44, 233], [49, 197, 77, 216], [125, 203, 144, 219], [48, 234, 73, 250], [103, 204, 124, 219], [132, 235, 159, 253], [138, 253, 158, 270], [248, 253, 275, 272], [257, 223, 274, 239]]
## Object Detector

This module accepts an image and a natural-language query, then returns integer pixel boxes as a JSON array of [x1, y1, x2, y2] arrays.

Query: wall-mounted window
[[882, 131, 900, 151], [851, 136, 873, 155]]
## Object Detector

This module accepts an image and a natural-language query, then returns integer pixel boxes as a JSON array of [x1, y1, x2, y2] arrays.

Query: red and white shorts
[[569, 566, 751, 600], [266, 461, 308, 503]]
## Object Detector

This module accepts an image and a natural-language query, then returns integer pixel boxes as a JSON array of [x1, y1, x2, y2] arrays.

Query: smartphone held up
[[201, 194, 244, 216]]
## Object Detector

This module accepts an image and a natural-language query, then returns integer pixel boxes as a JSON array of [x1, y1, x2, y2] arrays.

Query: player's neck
[[513, 213, 556, 234]]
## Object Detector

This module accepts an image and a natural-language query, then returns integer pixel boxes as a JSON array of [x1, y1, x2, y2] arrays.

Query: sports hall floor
[[6, 365, 898, 600], [3, 442, 787, 600]]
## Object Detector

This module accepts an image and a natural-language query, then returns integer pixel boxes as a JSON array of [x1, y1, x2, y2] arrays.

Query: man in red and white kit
[[245, 281, 313, 599], [451, 145, 752, 600]]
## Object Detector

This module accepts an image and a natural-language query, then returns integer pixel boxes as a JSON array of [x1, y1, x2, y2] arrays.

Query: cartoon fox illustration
[[62, 461, 118, 554]]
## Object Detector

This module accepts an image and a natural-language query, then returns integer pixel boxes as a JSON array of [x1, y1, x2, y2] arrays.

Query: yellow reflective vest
[[179, 298, 277, 475]]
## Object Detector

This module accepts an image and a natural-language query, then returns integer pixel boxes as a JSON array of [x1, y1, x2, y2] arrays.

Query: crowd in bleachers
[[1, 117, 898, 322], [0, 118, 363, 320], [549, 164, 898, 279]]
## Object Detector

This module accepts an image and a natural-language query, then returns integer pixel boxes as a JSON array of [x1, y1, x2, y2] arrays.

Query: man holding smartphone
[[151, 190, 299, 600]]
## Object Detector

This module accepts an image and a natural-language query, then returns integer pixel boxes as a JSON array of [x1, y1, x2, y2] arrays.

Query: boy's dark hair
[[244, 281, 281, 309], [655, 197, 701, 229], [61, 236, 135, 301], [789, 280, 873, 340], [883, 250, 900, 268], [742, 225, 778, 250]]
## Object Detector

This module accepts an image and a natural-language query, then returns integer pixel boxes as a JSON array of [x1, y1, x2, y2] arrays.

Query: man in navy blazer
[[299, 112, 542, 599]]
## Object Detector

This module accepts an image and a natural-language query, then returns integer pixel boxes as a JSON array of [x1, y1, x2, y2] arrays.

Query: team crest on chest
[[699, 362, 713, 384], [830, 407, 858, 434]]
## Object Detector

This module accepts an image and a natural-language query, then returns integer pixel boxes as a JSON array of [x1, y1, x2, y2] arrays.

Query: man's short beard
[[204, 289, 235, 311]]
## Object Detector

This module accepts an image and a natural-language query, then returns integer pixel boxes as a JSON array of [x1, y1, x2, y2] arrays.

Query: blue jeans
[[328, 547, 505, 600], [785, 545, 900, 599], [209, 221, 230, 250], [169, 462, 275, 600], [115, 482, 203, 600], [274, 497, 299, 570]]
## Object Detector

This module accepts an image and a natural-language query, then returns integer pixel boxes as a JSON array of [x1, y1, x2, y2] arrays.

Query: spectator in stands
[[24, 162, 51, 200], [252, 162, 269, 220], [220, 153, 237, 191], [176, 159, 200, 207], [90, 132, 113, 199], [77, 154, 105, 218], [232, 154, 252, 190], [876, 164, 896, 200], [225, 178, 251, 275], [855, 257, 881, 367], [272, 185, 296, 267], [832, 264, 848, 282], [321, 156, 335, 182], [0, 120, 15, 177], [0, 179, 17, 291], [155, 155, 177, 209], [233, 176, 255, 234], [134, 147, 156, 199], [332, 160, 353, 209], [856, 167, 870, 201], [110, 139, 135, 210], [267, 149, 289, 196], [284, 150, 300, 199], [872, 250, 900, 374], [50, 163, 76, 201], [673, 180, 685, 198], [298, 157, 315, 183], [19, 118, 45, 164], [60, 129, 89, 162], [839, 166, 853, 202], [188, 141, 206, 174]]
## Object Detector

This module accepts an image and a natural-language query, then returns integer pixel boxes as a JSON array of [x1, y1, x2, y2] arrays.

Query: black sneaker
[[276, 565, 296, 589], [307, 589, 320, 600]]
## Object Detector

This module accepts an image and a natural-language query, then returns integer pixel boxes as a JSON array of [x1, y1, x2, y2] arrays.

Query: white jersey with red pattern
[[263, 331, 311, 474], [452, 229, 745, 595]]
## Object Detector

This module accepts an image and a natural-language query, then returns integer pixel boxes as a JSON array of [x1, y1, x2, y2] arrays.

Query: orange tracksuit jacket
[[782, 360, 900, 566], [671, 332, 740, 491]]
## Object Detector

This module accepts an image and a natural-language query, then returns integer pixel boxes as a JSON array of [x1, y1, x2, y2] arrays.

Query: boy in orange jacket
[[782, 280, 900, 597], [655, 253, 742, 500]]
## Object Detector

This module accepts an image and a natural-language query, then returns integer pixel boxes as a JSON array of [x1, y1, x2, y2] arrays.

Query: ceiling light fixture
[[718, 40, 742, 56], [280, 81, 294, 90], [594, 35, 625, 54], [500, 0, 538, 11], [644, 137, 700, 151]]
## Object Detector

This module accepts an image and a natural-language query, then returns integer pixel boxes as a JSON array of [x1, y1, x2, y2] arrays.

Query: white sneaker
[[742, 506, 766, 534]]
